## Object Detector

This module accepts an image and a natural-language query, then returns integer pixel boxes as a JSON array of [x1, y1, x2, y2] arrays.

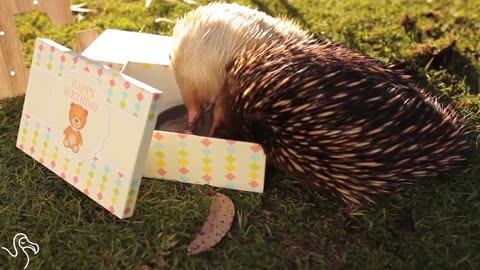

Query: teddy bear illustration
[[63, 102, 88, 153]]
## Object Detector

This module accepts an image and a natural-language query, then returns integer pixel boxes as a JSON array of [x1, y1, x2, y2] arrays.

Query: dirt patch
[[400, 14, 417, 31], [423, 11, 439, 22]]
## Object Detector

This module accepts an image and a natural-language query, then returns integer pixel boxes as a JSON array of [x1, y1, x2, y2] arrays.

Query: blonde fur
[[170, 2, 309, 131]]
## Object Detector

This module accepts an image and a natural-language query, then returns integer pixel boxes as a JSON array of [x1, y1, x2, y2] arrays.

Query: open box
[[16, 30, 266, 219]]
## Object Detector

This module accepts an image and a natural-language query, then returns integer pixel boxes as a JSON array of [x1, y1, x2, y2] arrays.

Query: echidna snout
[[169, 2, 310, 134]]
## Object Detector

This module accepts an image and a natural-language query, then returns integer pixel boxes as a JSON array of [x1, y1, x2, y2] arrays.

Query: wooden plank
[[7, 0, 36, 15], [75, 28, 99, 53], [39, 0, 75, 26], [8, 0, 74, 25], [1, 0, 75, 99], [0, 5, 29, 99]]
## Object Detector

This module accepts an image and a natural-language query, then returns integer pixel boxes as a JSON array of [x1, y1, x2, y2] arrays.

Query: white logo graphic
[[2, 233, 39, 269]]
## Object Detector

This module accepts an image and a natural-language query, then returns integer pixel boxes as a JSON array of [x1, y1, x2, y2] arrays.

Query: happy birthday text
[[64, 79, 99, 112]]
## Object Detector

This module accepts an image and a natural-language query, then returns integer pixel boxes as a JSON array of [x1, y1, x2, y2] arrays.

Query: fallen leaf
[[187, 193, 235, 255], [163, 0, 198, 5], [71, 2, 87, 8], [75, 14, 85, 22], [183, 0, 199, 5], [154, 17, 176, 24], [71, 3, 95, 13], [416, 44, 434, 56]]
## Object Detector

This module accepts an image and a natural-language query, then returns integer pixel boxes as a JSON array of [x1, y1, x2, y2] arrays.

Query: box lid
[[81, 29, 171, 66], [121, 61, 184, 115], [17, 38, 163, 219]]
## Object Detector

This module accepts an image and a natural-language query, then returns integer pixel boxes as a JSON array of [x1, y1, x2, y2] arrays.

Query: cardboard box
[[82, 29, 266, 194], [17, 30, 266, 218], [82, 29, 185, 125], [81, 29, 171, 72]]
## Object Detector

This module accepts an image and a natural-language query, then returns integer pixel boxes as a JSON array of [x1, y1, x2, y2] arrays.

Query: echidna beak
[[185, 99, 217, 134], [185, 109, 201, 134]]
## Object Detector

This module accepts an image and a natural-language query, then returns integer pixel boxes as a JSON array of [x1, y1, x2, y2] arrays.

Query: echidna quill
[[170, 2, 310, 134], [211, 36, 474, 205]]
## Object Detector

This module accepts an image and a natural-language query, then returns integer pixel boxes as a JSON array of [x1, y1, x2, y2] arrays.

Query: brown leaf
[[187, 193, 235, 255], [416, 44, 434, 56]]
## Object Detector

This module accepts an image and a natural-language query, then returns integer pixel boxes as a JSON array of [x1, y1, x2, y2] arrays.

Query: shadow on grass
[[250, 0, 310, 29], [250, 0, 273, 15], [392, 40, 480, 96], [279, 0, 310, 29]]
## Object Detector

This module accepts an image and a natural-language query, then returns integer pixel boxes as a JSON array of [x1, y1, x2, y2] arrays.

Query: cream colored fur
[[170, 2, 309, 117]]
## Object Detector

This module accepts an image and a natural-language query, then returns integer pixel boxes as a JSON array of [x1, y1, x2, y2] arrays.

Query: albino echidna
[[211, 35, 474, 204], [170, 2, 310, 134]]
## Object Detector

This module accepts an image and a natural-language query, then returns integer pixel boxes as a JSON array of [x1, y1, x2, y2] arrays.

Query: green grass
[[1, 0, 480, 269]]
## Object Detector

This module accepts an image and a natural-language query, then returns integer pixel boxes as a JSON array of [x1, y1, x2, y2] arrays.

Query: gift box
[[16, 30, 266, 219], [82, 29, 185, 119]]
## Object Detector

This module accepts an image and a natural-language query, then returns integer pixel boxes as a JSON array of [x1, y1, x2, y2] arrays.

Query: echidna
[[170, 2, 310, 134], [211, 35, 474, 204]]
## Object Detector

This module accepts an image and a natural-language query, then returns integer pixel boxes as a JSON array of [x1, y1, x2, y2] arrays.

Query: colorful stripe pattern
[[144, 131, 266, 193], [18, 113, 134, 216]]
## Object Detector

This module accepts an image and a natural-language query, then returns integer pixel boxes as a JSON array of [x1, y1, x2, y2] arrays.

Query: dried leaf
[[187, 193, 235, 255], [71, 3, 95, 13], [154, 17, 176, 24], [71, 2, 87, 8], [75, 14, 85, 23], [163, 0, 198, 5], [183, 0, 198, 5]]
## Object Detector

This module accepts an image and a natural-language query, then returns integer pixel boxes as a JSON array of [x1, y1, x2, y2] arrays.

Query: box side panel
[[122, 62, 182, 114], [144, 131, 266, 193], [102, 61, 124, 71]]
